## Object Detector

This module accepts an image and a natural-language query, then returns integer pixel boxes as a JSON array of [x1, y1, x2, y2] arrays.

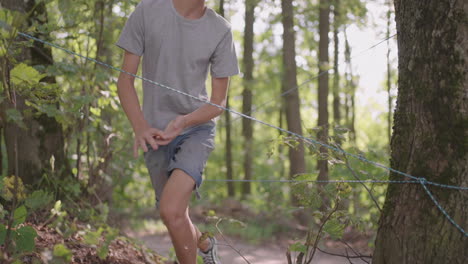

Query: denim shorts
[[143, 124, 215, 208]]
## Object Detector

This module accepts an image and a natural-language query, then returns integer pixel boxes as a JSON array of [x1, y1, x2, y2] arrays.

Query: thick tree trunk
[[2, 0, 68, 186], [281, 0, 306, 184], [317, 0, 330, 197], [373, 1, 468, 263], [241, 0, 256, 197]]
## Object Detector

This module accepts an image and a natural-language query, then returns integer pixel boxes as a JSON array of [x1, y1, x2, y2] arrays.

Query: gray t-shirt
[[116, 0, 239, 131]]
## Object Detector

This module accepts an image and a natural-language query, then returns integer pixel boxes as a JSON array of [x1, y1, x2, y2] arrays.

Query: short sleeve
[[210, 30, 239, 78], [116, 2, 145, 56]]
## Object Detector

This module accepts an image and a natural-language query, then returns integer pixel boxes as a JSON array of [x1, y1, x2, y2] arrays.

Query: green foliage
[[323, 218, 344, 240], [53, 243, 72, 262], [10, 63, 46, 86], [83, 225, 119, 259], [2, 175, 27, 201], [0, 205, 38, 255], [14, 226, 37, 252], [12, 205, 27, 226], [25, 190, 53, 212], [289, 242, 307, 253]]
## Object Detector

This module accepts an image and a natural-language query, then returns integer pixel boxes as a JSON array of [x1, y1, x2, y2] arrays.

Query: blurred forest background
[[1, 0, 466, 263]]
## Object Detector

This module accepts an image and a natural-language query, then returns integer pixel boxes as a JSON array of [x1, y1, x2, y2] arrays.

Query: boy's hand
[[133, 126, 165, 158], [156, 115, 187, 145]]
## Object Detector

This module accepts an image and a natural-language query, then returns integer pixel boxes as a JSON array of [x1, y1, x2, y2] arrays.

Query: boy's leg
[[159, 169, 202, 263]]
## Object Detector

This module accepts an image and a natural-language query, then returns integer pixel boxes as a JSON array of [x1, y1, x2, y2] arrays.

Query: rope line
[[15, 31, 468, 237], [229, 33, 398, 122], [205, 179, 418, 184], [16, 32, 466, 191], [418, 178, 467, 237]]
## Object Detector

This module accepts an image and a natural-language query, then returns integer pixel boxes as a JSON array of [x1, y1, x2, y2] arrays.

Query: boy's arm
[[160, 77, 230, 142], [117, 51, 163, 157]]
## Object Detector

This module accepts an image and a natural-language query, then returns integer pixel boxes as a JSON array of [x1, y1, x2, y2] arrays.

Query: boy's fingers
[[154, 137, 172, 145], [145, 134, 159, 150], [139, 138, 148, 152], [150, 128, 165, 138]]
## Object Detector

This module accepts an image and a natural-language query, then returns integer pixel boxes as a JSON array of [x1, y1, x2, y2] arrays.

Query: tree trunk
[[281, 0, 306, 187], [373, 1, 468, 263], [2, 0, 68, 186], [241, 0, 256, 198], [219, 0, 235, 197], [386, 0, 393, 146], [317, 0, 330, 201], [332, 1, 341, 126], [343, 29, 356, 142]]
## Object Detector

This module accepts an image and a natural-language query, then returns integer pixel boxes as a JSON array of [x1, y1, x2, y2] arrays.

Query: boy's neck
[[172, 0, 206, 20]]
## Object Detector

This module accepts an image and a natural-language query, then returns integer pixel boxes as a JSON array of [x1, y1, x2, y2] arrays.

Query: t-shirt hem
[[211, 70, 240, 78], [115, 42, 143, 57]]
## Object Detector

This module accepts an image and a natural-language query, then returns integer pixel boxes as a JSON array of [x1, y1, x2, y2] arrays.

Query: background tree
[[281, 0, 306, 192], [220, 0, 235, 198], [373, 0, 468, 263], [332, 0, 341, 126], [241, 0, 257, 198], [317, 0, 331, 207]]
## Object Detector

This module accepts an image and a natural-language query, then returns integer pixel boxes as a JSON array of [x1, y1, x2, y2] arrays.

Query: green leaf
[[10, 63, 46, 86], [289, 242, 307, 253], [84, 228, 103, 245], [323, 218, 344, 240], [97, 245, 109, 259], [25, 190, 53, 211], [13, 205, 27, 226], [53, 243, 72, 261], [15, 225, 37, 252], [0, 224, 7, 244]]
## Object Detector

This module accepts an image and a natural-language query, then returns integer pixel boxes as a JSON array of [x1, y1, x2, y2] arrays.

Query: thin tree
[[241, 0, 257, 197], [219, 0, 235, 197], [317, 0, 331, 203], [281, 0, 306, 195], [332, 0, 341, 126], [343, 29, 356, 142], [374, 0, 467, 262]]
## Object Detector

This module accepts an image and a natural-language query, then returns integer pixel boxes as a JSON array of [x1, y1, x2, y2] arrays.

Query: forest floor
[[127, 229, 372, 264], [123, 201, 374, 264]]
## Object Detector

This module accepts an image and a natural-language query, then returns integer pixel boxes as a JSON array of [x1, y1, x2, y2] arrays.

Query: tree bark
[[343, 29, 356, 142], [332, 1, 341, 126], [219, 0, 235, 197], [373, 1, 468, 263], [2, 0, 68, 186], [317, 0, 330, 196], [241, 0, 256, 197], [386, 0, 393, 145], [281, 0, 306, 187]]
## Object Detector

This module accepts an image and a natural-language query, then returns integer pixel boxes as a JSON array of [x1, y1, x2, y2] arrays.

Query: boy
[[116, 0, 238, 263]]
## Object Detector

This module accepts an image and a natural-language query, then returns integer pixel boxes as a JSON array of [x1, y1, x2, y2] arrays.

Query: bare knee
[[159, 202, 186, 228]]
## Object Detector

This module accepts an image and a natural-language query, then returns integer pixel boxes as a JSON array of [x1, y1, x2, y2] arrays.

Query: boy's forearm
[[182, 103, 225, 128], [181, 77, 229, 128], [117, 78, 149, 132]]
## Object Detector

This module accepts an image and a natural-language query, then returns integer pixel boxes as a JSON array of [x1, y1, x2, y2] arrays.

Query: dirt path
[[127, 231, 371, 264]]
